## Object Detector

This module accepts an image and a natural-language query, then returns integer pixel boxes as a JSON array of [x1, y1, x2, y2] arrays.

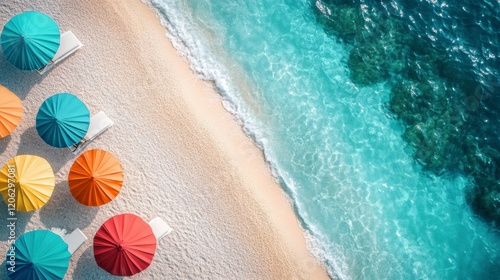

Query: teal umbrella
[[5, 230, 71, 280], [36, 93, 90, 148], [1, 11, 60, 70]]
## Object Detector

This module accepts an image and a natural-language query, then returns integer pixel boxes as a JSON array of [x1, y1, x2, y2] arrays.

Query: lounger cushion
[[63, 228, 88, 255], [148, 217, 172, 241]]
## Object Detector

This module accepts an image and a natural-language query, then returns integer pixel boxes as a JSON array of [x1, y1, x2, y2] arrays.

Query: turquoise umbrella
[[36, 93, 90, 148], [5, 230, 71, 280], [1, 11, 60, 70]]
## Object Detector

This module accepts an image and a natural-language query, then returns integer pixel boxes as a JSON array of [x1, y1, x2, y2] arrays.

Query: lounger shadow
[[69, 111, 114, 155]]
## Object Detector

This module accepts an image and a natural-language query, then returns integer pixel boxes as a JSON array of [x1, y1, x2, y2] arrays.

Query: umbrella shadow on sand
[[0, 263, 6, 279], [73, 247, 123, 280], [17, 126, 74, 173], [0, 55, 44, 100], [39, 182, 99, 231], [0, 135, 11, 155], [0, 207, 33, 241]]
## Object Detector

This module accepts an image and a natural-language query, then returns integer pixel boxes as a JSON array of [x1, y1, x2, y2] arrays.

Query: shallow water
[[146, 0, 500, 278]]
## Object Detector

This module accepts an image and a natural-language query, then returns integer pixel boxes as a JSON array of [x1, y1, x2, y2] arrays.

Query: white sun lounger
[[148, 217, 173, 241], [69, 111, 114, 155], [63, 228, 88, 255], [37, 31, 83, 75]]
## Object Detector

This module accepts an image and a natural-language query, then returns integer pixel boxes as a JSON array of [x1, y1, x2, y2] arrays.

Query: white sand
[[0, 0, 330, 279]]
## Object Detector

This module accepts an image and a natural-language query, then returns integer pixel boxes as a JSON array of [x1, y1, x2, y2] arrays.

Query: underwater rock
[[314, 1, 364, 43], [320, 0, 358, 6], [462, 142, 498, 179], [347, 16, 412, 85], [388, 72, 476, 174], [403, 121, 462, 173], [466, 181, 500, 227], [389, 80, 422, 124], [347, 43, 389, 86]]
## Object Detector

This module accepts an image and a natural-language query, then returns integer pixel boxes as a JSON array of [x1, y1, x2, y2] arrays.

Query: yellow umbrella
[[0, 85, 22, 138], [0, 155, 55, 212]]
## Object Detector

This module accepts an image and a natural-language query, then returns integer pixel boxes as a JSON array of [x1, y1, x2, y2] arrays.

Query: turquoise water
[[146, 0, 500, 279]]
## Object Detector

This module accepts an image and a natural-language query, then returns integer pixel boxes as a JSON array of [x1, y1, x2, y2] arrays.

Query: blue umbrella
[[5, 230, 71, 280], [36, 93, 90, 148], [1, 11, 60, 70]]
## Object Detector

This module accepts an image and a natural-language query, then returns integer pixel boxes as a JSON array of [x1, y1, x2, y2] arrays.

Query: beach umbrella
[[0, 85, 22, 138], [68, 149, 124, 206], [0, 155, 55, 212], [1, 11, 60, 70], [5, 230, 70, 280], [36, 93, 90, 148], [94, 213, 157, 276]]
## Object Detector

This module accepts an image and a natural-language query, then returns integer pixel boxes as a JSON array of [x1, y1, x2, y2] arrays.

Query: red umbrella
[[93, 213, 157, 276]]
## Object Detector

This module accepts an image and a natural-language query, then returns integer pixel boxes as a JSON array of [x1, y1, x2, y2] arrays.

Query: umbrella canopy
[[68, 149, 124, 206], [94, 213, 157, 276], [0, 155, 55, 212], [36, 93, 90, 148], [0, 85, 22, 138], [5, 230, 71, 280], [1, 11, 60, 70]]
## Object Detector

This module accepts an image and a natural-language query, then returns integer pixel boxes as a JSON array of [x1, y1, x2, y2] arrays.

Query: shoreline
[[137, 1, 330, 278], [0, 0, 330, 278]]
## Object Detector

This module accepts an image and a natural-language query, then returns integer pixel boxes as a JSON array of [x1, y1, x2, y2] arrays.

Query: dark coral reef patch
[[313, 0, 500, 228]]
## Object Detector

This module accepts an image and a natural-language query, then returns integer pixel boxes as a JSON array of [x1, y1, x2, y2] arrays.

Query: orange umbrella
[[0, 85, 22, 138], [68, 149, 123, 206]]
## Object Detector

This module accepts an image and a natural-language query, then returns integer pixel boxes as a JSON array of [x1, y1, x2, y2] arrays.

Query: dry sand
[[0, 0, 330, 279]]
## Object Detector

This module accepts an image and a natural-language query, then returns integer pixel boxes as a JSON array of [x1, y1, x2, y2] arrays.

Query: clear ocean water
[[145, 0, 500, 279]]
